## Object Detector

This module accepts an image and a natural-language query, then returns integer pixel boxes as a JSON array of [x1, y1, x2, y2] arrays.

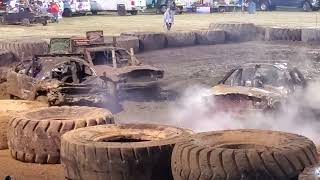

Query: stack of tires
[[3, 105, 319, 180]]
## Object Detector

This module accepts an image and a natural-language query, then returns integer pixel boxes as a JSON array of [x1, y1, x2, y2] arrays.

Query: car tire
[[172, 129, 319, 180], [117, 4, 126, 16], [61, 124, 193, 180], [21, 18, 30, 26], [303, 1, 312, 11], [91, 11, 98, 15], [0, 16, 5, 24], [259, 0, 270, 11], [62, 8, 72, 17], [130, 10, 138, 15], [7, 106, 114, 164]]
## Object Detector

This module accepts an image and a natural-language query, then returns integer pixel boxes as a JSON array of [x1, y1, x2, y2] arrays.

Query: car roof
[[240, 61, 292, 71]]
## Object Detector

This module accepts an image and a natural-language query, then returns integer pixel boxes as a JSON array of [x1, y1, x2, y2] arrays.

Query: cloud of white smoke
[[170, 83, 320, 144]]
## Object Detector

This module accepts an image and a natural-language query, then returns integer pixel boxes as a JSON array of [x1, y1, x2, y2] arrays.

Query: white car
[[90, 0, 146, 15]]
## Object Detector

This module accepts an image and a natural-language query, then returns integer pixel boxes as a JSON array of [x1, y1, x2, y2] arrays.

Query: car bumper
[[117, 81, 159, 90], [49, 92, 111, 106]]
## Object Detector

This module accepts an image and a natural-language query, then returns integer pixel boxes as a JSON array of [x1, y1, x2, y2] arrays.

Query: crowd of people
[[5, 0, 64, 22]]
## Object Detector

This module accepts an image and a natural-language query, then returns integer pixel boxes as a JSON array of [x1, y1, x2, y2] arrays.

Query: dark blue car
[[257, 0, 319, 11]]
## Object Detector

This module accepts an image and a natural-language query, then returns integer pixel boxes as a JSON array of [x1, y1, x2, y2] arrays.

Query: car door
[[6, 71, 37, 100]]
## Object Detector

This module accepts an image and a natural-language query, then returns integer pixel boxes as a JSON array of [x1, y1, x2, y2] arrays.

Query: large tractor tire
[[194, 30, 226, 45], [7, 106, 114, 164], [265, 27, 302, 41], [209, 22, 258, 42], [105, 36, 140, 53], [172, 129, 318, 180], [0, 39, 49, 60], [165, 31, 197, 47], [298, 163, 320, 180], [121, 32, 166, 51], [301, 27, 320, 42], [0, 100, 47, 150], [0, 49, 18, 67], [61, 124, 193, 180]]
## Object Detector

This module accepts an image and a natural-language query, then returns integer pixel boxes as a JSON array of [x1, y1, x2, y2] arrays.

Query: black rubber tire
[[21, 18, 30, 26], [0, 49, 18, 67], [303, 1, 312, 12], [172, 129, 319, 180], [259, 0, 270, 11], [0, 100, 47, 150], [0, 39, 49, 60], [265, 27, 302, 41], [130, 10, 138, 15], [63, 8, 72, 17], [117, 4, 126, 16], [61, 124, 193, 180], [7, 106, 114, 164], [298, 163, 320, 180]]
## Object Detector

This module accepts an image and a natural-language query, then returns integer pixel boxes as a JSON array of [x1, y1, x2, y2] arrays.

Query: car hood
[[209, 84, 287, 100], [93, 65, 163, 82]]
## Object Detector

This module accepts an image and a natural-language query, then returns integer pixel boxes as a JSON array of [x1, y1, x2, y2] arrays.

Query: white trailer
[[90, 0, 147, 15]]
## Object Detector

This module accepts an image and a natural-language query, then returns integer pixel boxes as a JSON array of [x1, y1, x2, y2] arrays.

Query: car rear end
[[47, 79, 114, 106], [117, 69, 164, 90]]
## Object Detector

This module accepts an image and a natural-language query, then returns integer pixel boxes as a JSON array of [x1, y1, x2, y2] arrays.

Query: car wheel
[[21, 18, 30, 26], [259, 0, 270, 11], [303, 1, 311, 11], [130, 10, 138, 15], [91, 11, 98, 15], [62, 8, 72, 17], [0, 16, 4, 24]]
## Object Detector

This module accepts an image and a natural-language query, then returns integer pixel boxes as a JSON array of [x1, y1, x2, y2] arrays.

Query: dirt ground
[[1, 40, 320, 179], [1, 12, 320, 40]]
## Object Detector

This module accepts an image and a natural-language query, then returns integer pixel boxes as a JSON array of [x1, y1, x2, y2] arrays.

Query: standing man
[[49, 0, 59, 23], [163, 7, 174, 31]]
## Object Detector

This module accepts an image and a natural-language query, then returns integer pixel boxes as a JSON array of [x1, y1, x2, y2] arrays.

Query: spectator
[[163, 7, 174, 31], [49, 0, 59, 23]]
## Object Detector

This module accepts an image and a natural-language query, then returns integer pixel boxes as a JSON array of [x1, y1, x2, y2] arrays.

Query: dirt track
[[1, 41, 320, 179], [116, 41, 320, 124]]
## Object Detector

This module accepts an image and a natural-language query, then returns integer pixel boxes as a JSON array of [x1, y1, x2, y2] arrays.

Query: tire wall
[[265, 27, 302, 41], [301, 27, 320, 42], [121, 32, 166, 51], [165, 31, 197, 47]]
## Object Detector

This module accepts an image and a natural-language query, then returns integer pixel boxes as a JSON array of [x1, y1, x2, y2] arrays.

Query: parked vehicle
[[257, 0, 319, 11], [90, 0, 146, 16], [62, 0, 91, 17], [156, 0, 185, 14], [0, 10, 52, 26]]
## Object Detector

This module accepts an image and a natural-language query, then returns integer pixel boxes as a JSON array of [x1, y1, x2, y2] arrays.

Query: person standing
[[49, 1, 59, 23], [163, 7, 174, 31]]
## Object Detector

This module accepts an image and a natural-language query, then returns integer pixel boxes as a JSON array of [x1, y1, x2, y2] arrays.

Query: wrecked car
[[206, 62, 307, 114], [83, 46, 164, 94], [49, 31, 164, 97], [6, 54, 113, 106]]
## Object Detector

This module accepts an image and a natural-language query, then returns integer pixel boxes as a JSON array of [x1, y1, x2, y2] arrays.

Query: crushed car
[[49, 31, 164, 97], [206, 62, 307, 115], [6, 53, 114, 106]]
